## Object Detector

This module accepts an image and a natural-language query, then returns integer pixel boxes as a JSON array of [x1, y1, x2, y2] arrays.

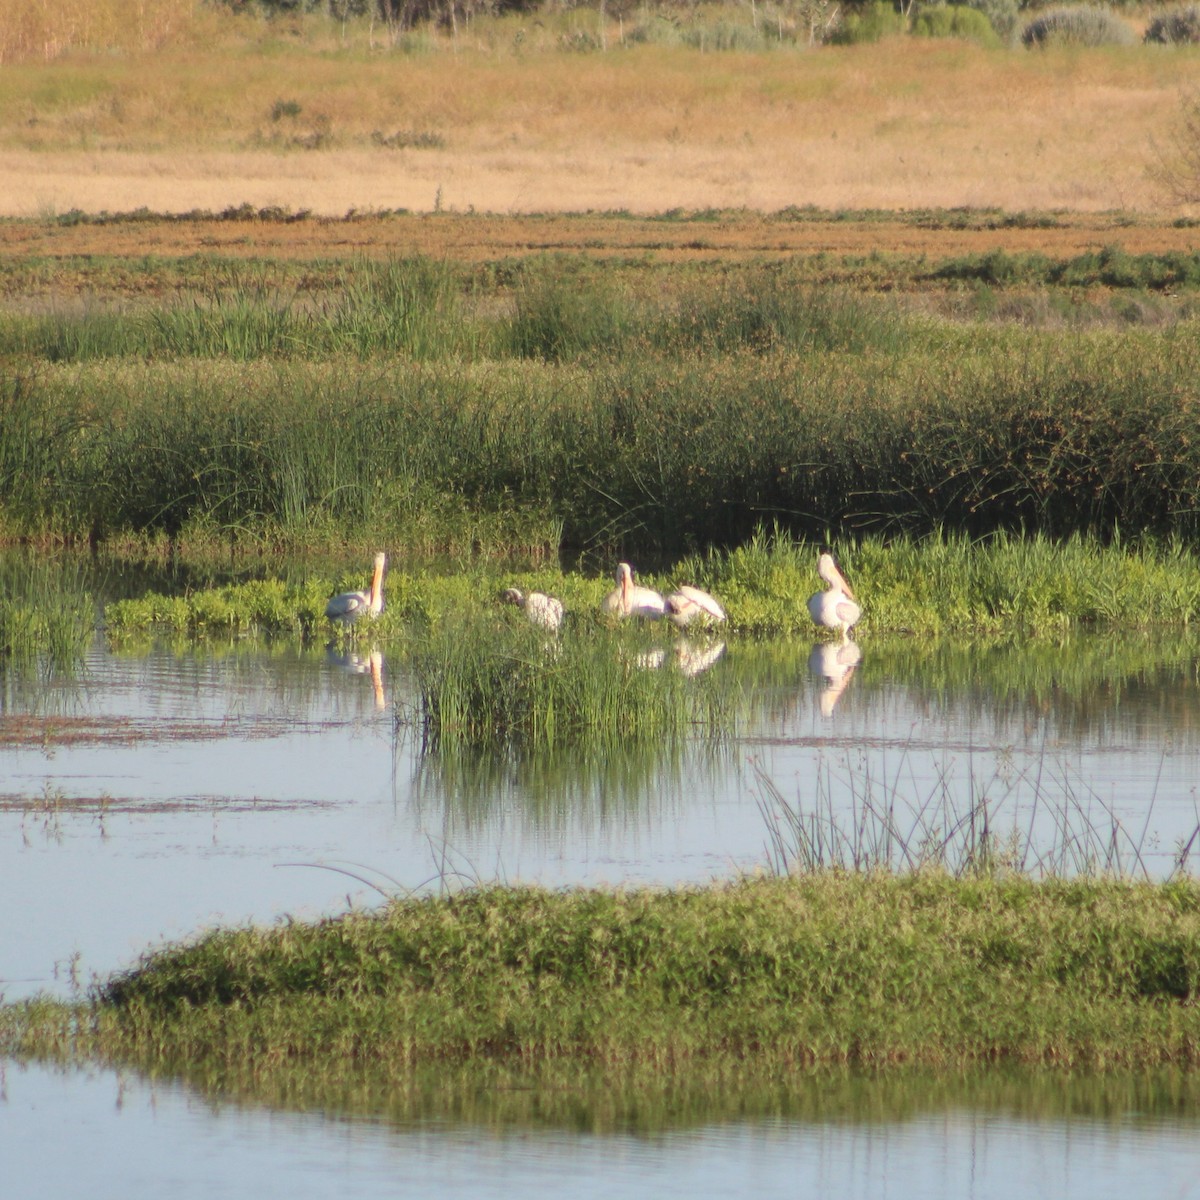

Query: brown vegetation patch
[[3, 209, 1198, 273], [0, 713, 329, 748]]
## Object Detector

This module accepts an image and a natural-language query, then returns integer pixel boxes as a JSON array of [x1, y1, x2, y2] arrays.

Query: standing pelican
[[807, 551, 860, 642], [664, 585, 726, 629], [601, 562, 666, 621], [502, 587, 565, 632], [325, 551, 387, 623]]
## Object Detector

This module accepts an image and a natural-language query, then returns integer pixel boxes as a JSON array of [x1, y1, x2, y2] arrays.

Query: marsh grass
[[9, 869, 1200, 1078], [99, 530, 1200, 641], [6, 295, 1200, 552], [409, 613, 738, 753], [0, 554, 93, 674], [756, 751, 1200, 881]]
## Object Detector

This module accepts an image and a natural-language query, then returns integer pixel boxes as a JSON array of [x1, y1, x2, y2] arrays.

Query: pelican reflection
[[808, 640, 862, 717], [630, 638, 726, 678], [327, 646, 387, 709]]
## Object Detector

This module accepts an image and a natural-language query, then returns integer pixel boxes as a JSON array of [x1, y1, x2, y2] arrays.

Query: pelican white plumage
[[807, 551, 861, 642], [601, 562, 666, 621], [502, 587, 565, 632], [664, 584, 726, 629], [325, 551, 386, 623]]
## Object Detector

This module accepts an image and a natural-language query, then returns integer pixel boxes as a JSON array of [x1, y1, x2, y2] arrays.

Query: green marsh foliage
[[409, 614, 738, 753], [101, 531, 1200, 639], [12, 874, 1200, 1074], [0, 555, 93, 674], [3, 253, 1200, 554]]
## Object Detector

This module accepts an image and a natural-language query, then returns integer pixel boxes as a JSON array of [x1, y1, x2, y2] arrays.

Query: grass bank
[[100, 531, 1200, 639], [7, 874, 1200, 1076]]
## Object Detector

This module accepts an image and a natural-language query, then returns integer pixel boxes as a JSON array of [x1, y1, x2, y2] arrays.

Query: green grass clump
[[103, 575, 333, 637], [10, 874, 1200, 1076], [829, 1, 908, 43], [409, 615, 736, 753], [0, 555, 94, 674]]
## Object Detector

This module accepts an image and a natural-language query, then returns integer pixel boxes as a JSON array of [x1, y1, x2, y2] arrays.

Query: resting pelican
[[325, 551, 386, 623], [502, 587, 565, 632], [664, 585, 726, 629], [807, 551, 860, 642], [601, 562, 666, 621]]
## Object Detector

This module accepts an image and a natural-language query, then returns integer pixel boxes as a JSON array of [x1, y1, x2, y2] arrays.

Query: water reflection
[[808, 640, 862, 717], [326, 646, 387, 709], [4, 628, 1200, 1002], [5, 1058, 1200, 1200], [631, 638, 726, 678]]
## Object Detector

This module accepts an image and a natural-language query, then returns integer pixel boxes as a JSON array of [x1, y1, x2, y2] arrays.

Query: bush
[[1021, 5, 1135, 46], [912, 3, 1002, 45], [828, 1, 907, 43], [962, 0, 1019, 41], [1144, 4, 1200, 43]]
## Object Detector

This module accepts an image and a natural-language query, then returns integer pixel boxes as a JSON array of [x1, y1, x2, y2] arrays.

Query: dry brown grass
[[1, 9, 1199, 215]]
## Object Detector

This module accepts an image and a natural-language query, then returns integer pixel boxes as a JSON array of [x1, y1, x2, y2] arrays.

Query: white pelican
[[601, 562, 666, 621], [807, 551, 861, 642], [502, 587, 565, 632], [664, 585, 726, 629], [325, 551, 386, 623]]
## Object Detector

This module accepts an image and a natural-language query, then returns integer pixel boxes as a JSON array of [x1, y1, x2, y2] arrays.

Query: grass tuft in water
[[0, 555, 93, 675], [409, 614, 736, 753]]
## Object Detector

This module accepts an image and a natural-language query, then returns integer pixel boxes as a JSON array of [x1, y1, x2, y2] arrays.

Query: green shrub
[[912, 2, 1002, 44], [1144, 4, 1200, 43], [1021, 6, 1135, 46], [829, 1, 907, 44], [964, 0, 1019, 41], [679, 19, 773, 50]]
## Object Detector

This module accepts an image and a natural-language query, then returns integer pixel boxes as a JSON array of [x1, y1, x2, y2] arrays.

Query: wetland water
[[4, 625, 1200, 1197]]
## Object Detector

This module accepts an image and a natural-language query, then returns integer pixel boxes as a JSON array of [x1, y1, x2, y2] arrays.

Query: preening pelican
[[807, 551, 860, 642], [325, 551, 386, 623], [664, 585, 726, 629], [502, 587, 565, 632], [601, 562, 666, 621]]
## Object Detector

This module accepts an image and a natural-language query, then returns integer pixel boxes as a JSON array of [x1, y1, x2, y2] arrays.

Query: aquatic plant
[[4, 268, 1200, 553], [408, 614, 737, 753], [10, 871, 1200, 1080], [0, 555, 93, 675], [755, 751, 1200, 881]]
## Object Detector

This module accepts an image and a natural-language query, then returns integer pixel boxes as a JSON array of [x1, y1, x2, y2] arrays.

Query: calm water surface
[[4, 623, 1200, 1198]]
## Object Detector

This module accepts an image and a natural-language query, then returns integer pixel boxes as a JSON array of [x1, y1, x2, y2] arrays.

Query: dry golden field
[[2, 6, 1199, 224]]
